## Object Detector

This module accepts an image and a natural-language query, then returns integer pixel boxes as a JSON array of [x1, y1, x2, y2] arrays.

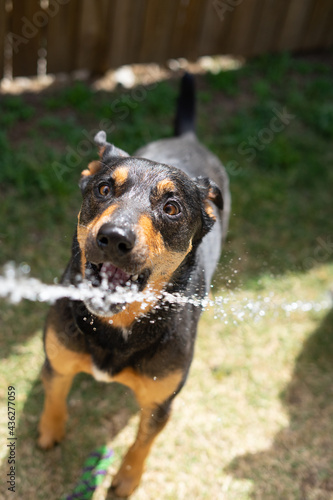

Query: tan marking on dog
[[113, 367, 182, 406], [112, 166, 129, 189], [92, 366, 182, 406], [98, 145, 106, 159], [45, 325, 93, 376], [138, 214, 164, 255], [38, 369, 74, 449], [204, 200, 216, 221], [104, 302, 153, 329], [111, 368, 182, 496], [89, 203, 119, 232], [81, 160, 102, 177], [140, 210, 193, 294], [156, 179, 175, 195], [77, 204, 118, 276], [112, 422, 154, 496], [38, 324, 93, 449], [77, 210, 89, 276], [111, 405, 169, 496]]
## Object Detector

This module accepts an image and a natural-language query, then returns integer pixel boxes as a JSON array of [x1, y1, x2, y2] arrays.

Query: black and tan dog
[[38, 74, 230, 497]]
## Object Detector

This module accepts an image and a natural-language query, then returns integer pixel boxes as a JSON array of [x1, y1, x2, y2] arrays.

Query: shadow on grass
[[1, 370, 138, 500], [226, 308, 333, 499]]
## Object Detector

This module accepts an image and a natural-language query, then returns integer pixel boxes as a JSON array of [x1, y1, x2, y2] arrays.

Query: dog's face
[[76, 151, 222, 328]]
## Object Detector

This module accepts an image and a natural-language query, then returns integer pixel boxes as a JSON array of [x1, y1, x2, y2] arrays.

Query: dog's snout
[[97, 223, 136, 256]]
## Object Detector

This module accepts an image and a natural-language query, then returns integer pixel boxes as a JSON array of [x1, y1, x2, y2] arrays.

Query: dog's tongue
[[100, 263, 131, 289]]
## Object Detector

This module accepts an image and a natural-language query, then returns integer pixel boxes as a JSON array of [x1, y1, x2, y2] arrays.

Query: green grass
[[0, 52, 333, 499]]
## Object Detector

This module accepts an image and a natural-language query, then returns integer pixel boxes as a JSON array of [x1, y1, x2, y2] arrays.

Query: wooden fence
[[1, 0, 333, 79]]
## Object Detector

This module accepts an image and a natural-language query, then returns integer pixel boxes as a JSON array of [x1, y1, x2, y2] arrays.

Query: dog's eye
[[163, 202, 180, 216], [98, 184, 111, 196]]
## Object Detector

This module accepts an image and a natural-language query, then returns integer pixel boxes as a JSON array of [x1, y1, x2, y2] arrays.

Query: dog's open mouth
[[86, 262, 149, 292], [83, 262, 150, 317]]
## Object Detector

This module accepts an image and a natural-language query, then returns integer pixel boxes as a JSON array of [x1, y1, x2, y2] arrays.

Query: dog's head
[[76, 132, 223, 329]]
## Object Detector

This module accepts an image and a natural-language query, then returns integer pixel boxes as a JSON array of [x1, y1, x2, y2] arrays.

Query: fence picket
[[46, 0, 82, 75], [222, 0, 262, 56], [138, 0, 179, 63], [301, 0, 333, 50], [251, 0, 290, 54], [76, 0, 111, 75], [277, 0, 314, 51], [0, 0, 6, 79], [107, 0, 147, 68], [11, 0, 41, 77]]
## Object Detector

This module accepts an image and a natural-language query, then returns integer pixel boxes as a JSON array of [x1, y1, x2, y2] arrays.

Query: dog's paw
[[111, 463, 143, 497], [37, 415, 66, 450], [37, 430, 63, 450]]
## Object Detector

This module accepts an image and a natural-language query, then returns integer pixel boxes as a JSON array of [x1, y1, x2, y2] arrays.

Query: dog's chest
[[92, 364, 113, 382], [91, 363, 183, 408]]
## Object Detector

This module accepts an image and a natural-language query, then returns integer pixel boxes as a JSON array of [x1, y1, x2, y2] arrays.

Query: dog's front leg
[[112, 402, 172, 497], [38, 311, 93, 450], [38, 361, 74, 449], [111, 367, 183, 496]]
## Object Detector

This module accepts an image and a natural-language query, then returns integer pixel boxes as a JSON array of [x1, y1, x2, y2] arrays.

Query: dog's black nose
[[97, 223, 136, 256]]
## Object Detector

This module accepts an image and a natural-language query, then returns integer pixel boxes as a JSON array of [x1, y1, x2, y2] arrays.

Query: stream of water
[[0, 262, 331, 326]]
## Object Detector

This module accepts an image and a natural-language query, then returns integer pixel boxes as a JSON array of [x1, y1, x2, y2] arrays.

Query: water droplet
[[19, 263, 30, 274]]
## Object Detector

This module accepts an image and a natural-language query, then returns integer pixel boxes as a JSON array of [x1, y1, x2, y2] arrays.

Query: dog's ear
[[194, 176, 223, 211], [93, 131, 130, 162], [194, 176, 223, 239], [79, 131, 130, 193]]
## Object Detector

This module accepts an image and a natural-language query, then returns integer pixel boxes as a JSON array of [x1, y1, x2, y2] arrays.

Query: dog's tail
[[174, 72, 196, 137]]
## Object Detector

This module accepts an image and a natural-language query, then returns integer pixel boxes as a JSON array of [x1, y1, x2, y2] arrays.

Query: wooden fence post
[[11, 0, 41, 77]]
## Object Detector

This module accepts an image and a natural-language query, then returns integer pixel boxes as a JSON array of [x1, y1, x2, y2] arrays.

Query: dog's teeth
[[131, 274, 139, 281]]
